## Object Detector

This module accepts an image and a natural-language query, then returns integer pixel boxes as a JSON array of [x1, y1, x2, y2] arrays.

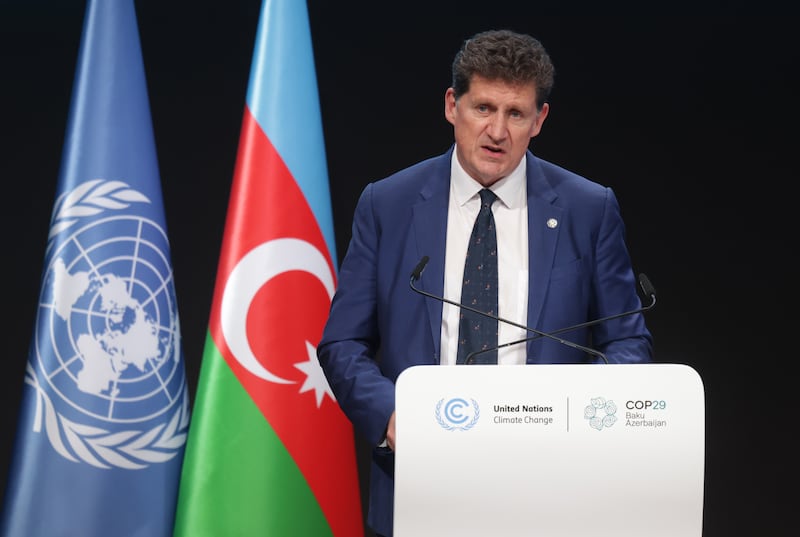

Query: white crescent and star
[[219, 237, 336, 407]]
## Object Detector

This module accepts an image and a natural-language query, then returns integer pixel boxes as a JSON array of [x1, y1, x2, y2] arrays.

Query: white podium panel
[[394, 364, 704, 537]]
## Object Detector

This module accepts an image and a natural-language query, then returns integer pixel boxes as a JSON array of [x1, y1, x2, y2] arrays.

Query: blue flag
[[1, 1, 189, 536]]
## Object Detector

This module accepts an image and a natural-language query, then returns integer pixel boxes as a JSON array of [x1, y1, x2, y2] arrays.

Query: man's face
[[445, 75, 549, 187]]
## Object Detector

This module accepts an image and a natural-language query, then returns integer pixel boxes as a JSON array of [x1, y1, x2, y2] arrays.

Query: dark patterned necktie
[[457, 188, 498, 364]]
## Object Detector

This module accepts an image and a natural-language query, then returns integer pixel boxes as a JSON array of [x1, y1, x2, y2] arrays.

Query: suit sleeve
[[317, 183, 397, 445], [590, 187, 653, 363]]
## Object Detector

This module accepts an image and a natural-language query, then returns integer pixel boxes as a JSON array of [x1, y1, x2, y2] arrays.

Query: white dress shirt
[[440, 149, 529, 365]]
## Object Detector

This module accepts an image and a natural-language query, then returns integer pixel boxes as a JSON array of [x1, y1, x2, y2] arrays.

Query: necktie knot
[[479, 188, 496, 208]]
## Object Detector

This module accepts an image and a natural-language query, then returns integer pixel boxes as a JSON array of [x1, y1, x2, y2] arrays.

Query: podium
[[394, 364, 705, 537]]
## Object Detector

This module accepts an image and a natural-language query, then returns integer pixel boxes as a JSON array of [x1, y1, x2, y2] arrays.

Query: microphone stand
[[408, 256, 608, 364], [464, 287, 655, 364]]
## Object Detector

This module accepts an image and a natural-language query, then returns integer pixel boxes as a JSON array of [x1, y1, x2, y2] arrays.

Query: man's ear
[[530, 102, 550, 138], [444, 87, 457, 126]]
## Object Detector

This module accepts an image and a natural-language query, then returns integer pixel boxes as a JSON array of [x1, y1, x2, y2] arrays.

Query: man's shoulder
[[369, 149, 452, 196], [529, 153, 609, 198], [383, 149, 450, 181]]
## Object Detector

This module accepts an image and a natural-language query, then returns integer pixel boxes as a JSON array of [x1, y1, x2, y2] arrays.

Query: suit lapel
[[412, 150, 452, 363], [525, 154, 561, 350]]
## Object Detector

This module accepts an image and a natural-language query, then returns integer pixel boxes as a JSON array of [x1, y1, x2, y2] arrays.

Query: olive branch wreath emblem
[[435, 398, 480, 431], [48, 178, 150, 242], [29, 179, 188, 469], [25, 363, 189, 469]]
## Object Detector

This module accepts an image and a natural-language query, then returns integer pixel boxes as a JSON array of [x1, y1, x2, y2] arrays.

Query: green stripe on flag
[[173, 331, 332, 536]]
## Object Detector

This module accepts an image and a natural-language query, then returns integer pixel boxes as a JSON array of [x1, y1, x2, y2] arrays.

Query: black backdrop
[[1, 3, 796, 536]]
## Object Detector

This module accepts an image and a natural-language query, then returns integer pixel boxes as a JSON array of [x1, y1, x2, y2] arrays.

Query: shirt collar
[[450, 147, 527, 209]]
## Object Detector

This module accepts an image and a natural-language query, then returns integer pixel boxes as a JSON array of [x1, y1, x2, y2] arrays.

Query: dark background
[[1, 2, 796, 536]]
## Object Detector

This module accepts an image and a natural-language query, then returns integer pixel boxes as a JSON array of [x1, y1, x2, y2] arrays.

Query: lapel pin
[[546, 218, 558, 229]]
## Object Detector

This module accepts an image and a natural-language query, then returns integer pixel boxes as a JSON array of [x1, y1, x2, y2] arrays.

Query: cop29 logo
[[584, 396, 617, 431]]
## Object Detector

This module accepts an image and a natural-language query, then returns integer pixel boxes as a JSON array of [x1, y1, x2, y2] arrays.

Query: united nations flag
[[0, 1, 189, 536]]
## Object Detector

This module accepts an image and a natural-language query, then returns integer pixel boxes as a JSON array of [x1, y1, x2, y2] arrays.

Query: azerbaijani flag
[[172, 0, 363, 535], [1, 1, 189, 536]]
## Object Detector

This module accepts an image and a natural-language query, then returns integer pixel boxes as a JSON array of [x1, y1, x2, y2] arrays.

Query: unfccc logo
[[435, 397, 480, 431], [584, 396, 618, 431]]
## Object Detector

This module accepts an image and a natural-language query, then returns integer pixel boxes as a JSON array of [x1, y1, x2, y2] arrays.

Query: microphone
[[410, 255, 429, 282], [464, 272, 657, 364], [408, 256, 609, 364]]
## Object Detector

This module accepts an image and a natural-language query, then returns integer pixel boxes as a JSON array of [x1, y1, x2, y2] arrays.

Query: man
[[318, 29, 653, 537]]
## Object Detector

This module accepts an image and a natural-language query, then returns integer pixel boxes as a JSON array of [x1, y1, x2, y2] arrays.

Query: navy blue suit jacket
[[318, 146, 652, 536]]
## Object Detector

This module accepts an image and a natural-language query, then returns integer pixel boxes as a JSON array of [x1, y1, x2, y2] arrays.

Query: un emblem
[[435, 397, 480, 431], [25, 179, 188, 469]]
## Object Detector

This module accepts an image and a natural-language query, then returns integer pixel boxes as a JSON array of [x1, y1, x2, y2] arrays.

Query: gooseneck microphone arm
[[408, 256, 608, 364], [464, 273, 657, 365]]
